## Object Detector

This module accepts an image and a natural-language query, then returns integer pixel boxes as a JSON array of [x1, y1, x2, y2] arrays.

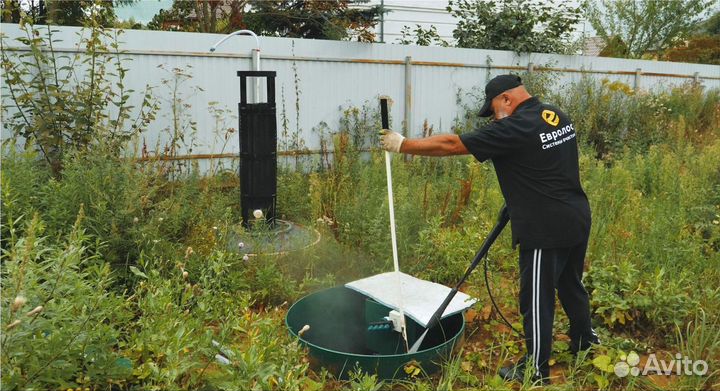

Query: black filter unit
[[237, 71, 277, 228]]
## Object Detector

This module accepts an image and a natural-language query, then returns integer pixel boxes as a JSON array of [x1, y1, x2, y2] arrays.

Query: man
[[380, 74, 599, 384]]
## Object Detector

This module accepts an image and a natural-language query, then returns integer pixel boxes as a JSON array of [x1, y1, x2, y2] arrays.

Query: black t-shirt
[[459, 96, 591, 250]]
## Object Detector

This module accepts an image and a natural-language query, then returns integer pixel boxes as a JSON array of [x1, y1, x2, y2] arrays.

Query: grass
[[2, 76, 720, 390]]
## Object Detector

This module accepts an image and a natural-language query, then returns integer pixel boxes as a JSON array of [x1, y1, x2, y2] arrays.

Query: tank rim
[[285, 286, 466, 359]]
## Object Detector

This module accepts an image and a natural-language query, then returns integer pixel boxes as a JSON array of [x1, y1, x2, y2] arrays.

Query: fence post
[[634, 68, 642, 92], [527, 62, 534, 73], [485, 56, 492, 81], [404, 56, 412, 139], [693, 72, 700, 87]]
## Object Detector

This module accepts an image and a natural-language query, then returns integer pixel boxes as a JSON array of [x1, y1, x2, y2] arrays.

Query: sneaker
[[499, 357, 549, 385], [570, 329, 601, 355]]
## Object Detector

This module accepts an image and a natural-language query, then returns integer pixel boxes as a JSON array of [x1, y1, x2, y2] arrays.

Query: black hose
[[483, 251, 524, 337]]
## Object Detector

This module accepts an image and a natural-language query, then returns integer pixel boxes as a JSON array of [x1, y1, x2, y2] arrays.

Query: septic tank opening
[[286, 286, 466, 380]]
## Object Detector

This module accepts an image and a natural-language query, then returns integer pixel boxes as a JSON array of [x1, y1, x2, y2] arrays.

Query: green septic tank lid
[[286, 286, 465, 380]]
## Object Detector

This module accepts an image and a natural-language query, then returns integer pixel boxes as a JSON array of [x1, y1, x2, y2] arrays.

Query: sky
[[115, 0, 173, 23]]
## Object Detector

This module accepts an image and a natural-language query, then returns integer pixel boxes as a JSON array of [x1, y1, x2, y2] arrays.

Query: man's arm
[[400, 134, 469, 156]]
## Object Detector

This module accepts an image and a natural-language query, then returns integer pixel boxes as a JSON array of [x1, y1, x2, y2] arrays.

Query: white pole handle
[[384, 150, 409, 350]]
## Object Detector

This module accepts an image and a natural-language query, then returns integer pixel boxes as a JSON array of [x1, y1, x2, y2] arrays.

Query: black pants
[[518, 241, 595, 378]]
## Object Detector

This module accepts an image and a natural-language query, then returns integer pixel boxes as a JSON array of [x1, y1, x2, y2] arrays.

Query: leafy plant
[[149, 0, 384, 42], [0, 0, 133, 26], [585, 0, 713, 59], [448, 0, 582, 54], [1, 210, 133, 390], [1, 18, 158, 176], [397, 24, 449, 47]]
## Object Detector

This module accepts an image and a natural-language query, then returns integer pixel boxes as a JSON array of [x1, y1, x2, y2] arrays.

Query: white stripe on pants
[[533, 249, 542, 377]]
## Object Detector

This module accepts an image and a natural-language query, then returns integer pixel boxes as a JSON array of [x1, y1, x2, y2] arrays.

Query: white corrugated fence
[[2, 23, 719, 161]]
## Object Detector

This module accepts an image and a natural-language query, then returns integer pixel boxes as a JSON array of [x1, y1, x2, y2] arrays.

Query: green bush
[[549, 77, 720, 158], [0, 19, 158, 176], [1, 212, 132, 390], [1, 210, 311, 389]]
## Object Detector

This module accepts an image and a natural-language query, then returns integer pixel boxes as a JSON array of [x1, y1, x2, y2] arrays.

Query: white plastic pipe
[[209, 30, 261, 103], [384, 151, 409, 351]]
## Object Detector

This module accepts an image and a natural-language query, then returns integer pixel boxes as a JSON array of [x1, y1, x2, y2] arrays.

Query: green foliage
[[149, 0, 383, 42], [0, 143, 50, 242], [0, 0, 134, 26], [663, 35, 720, 65], [348, 369, 383, 391], [588, 260, 694, 330], [659, 10, 720, 65], [397, 24, 449, 47], [0, 144, 237, 266], [277, 168, 313, 220], [585, 0, 713, 59], [1, 205, 309, 389], [546, 77, 720, 158], [245, 0, 382, 42], [581, 139, 720, 332], [147, 0, 243, 33], [675, 310, 720, 390], [0, 18, 158, 176], [1, 212, 132, 390], [702, 11, 720, 36], [448, 0, 582, 54]]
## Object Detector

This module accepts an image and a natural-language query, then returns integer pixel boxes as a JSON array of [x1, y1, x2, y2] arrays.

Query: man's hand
[[380, 130, 405, 153]]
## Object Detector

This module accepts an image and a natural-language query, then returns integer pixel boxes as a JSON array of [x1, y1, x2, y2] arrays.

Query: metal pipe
[[404, 56, 412, 138], [209, 29, 260, 52], [380, 0, 385, 43], [210, 30, 261, 103], [251, 48, 262, 102]]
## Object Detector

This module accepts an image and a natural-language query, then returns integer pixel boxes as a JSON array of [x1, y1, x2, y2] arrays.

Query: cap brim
[[479, 99, 493, 117]]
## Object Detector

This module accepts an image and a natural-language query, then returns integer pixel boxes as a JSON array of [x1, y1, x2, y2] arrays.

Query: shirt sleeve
[[459, 119, 524, 162]]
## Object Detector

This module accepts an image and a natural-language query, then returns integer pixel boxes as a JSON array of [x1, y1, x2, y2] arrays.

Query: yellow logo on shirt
[[541, 110, 560, 126]]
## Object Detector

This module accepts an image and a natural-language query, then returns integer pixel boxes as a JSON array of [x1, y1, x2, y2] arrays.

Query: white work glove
[[379, 130, 405, 153]]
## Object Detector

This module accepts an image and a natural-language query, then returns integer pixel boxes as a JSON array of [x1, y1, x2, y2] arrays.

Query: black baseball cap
[[479, 74, 523, 117]]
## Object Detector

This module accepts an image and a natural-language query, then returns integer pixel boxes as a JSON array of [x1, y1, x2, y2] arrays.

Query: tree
[[661, 11, 720, 65], [1, 0, 36, 23], [663, 36, 720, 64], [1, 14, 158, 176], [243, 0, 382, 42], [113, 16, 144, 30], [447, 0, 581, 54], [598, 35, 629, 57], [397, 24, 449, 47], [700, 10, 720, 36], [585, 0, 712, 59], [147, 0, 249, 33], [1, 0, 135, 26], [148, 0, 383, 42]]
